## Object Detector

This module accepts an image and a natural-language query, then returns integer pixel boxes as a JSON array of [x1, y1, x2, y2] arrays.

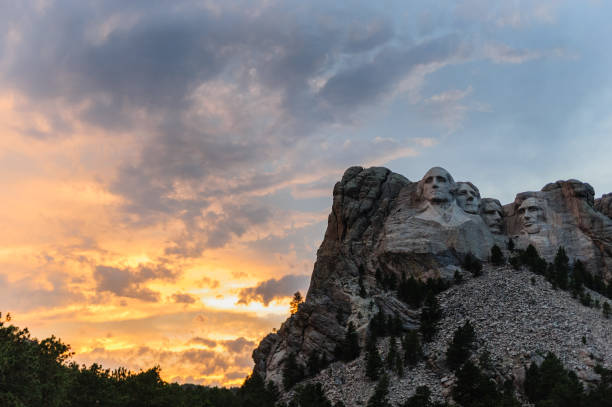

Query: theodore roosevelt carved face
[[481, 198, 503, 234], [517, 197, 546, 234], [456, 182, 481, 214], [419, 167, 455, 204]]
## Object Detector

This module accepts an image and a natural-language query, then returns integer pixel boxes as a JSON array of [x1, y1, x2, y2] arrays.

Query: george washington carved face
[[418, 167, 455, 204], [517, 197, 546, 234], [456, 182, 481, 214]]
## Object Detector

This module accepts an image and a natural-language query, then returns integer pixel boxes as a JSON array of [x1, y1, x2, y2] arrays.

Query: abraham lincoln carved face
[[517, 197, 546, 234]]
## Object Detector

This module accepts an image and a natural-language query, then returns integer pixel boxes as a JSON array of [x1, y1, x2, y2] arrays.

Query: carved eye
[[425, 177, 433, 183]]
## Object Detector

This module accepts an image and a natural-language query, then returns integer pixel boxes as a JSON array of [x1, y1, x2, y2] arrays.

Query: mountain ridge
[[251, 166, 612, 405]]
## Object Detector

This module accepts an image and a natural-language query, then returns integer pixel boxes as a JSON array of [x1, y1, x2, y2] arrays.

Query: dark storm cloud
[[237, 274, 310, 306], [2, 1, 236, 127], [93, 263, 178, 302]]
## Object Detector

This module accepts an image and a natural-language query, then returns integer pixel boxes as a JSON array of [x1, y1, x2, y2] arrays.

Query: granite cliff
[[252, 166, 612, 405]]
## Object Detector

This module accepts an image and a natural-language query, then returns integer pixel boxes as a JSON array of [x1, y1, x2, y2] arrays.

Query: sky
[[1, 0, 612, 387]]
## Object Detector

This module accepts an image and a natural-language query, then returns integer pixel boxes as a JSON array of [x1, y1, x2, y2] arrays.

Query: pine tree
[[401, 386, 431, 407], [554, 247, 569, 290], [446, 321, 476, 371], [454, 270, 463, 284], [402, 330, 422, 366], [580, 292, 593, 307], [524, 352, 584, 406], [365, 333, 382, 381], [335, 322, 360, 362], [367, 374, 391, 407], [386, 337, 398, 371], [369, 309, 388, 339], [603, 302, 611, 319], [452, 360, 500, 407], [282, 353, 305, 390], [420, 293, 442, 342], [463, 252, 483, 276], [307, 352, 328, 378], [240, 371, 278, 407], [290, 292, 303, 315], [359, 275, 367, 298], [491, 245, 505, 266], [398, 276, 425, 308], [290, 382, 333, 407], [375, 269, 383, 286]]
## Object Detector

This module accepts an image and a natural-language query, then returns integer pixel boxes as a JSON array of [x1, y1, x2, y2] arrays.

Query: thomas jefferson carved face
[[456, 182, 481, 214], [420, 167, 455, 204], [517, 197, 546, 234], [481, 198, 503, 234]]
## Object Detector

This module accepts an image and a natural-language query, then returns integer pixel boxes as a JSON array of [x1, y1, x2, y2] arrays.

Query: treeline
[[0, 314, 282, 407]]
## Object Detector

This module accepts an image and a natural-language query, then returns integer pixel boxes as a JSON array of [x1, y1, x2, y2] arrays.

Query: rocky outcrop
[[252, 166, 612, 398], [252, 166, 411, 384], [503, 179, 612, 280], [595, 193, 612, 219]]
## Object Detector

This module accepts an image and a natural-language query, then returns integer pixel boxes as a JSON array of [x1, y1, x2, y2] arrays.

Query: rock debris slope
[[300, 265, 612, 406]]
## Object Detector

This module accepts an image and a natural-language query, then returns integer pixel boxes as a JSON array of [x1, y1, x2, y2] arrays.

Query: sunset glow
[[3, 0, 612, 387]]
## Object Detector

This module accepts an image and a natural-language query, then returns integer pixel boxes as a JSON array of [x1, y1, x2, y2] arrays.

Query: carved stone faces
[[456, 182, 481, 214], [419, 167, 455, 204], [481, 198, 503, 234], [518, 197, 546, 234]]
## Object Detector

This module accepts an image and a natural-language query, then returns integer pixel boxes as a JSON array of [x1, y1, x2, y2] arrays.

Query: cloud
[[237, 274, 310, 306], [0, 271, 86, 312], [170, 292, 199, 304], [483, 42, 542, 64], [222, 337, 255, 354], [188, 337, 217, 348], [93, 263, 178, 302], [0, 0, 463, 256], [320, 34, 470, 109], [197, 277, 220, 289], [421, 85, 490, 133]]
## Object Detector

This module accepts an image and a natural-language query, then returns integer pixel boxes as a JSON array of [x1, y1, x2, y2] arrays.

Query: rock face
[[252, 166, 612, 398], [504, 179, 612, 280], [595, 193, 612, 219]]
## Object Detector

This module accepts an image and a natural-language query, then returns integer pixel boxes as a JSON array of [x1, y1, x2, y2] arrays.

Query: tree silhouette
[[290, 292, 304, 315]]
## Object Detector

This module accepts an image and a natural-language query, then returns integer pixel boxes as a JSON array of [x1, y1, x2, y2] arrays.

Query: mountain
[[251, 166, 612, 406]]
